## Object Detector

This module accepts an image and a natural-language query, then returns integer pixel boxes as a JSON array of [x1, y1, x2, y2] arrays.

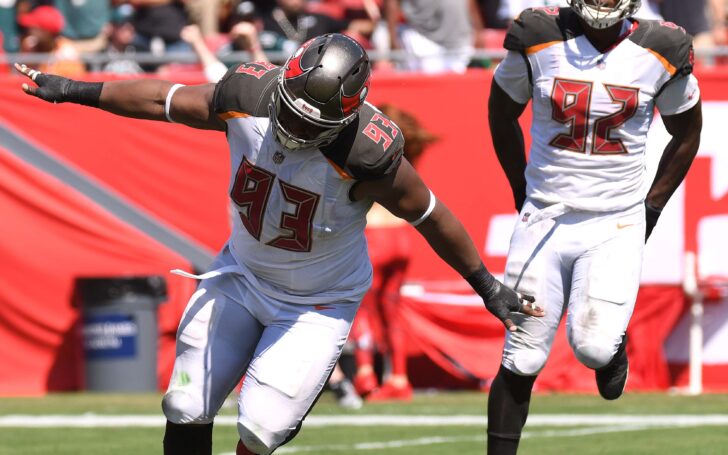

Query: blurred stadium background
[[2, 0, 728, 454]]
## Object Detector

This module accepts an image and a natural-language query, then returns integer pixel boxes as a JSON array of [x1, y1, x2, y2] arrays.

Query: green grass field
[[2, 391, 728, 454]]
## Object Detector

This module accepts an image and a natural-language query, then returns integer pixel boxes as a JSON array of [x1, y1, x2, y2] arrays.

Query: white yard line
[[2, 414, 728, 428], [221, 422, 728, 454], [3, 414, 726, 454], [271, 435, 487, 454]]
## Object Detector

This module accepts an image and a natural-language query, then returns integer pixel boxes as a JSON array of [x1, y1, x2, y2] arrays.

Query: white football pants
[[501, 198, 645, 376], [162, 274, 360, 454]]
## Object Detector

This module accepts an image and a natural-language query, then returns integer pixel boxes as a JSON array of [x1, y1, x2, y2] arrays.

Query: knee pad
[[162, 390, 211, 424], [572, 343, 613, 370], [507, 350, 548, 376], [237, 420, 275, 455]]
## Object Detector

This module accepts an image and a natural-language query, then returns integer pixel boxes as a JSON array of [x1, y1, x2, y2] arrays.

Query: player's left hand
[[483, 283, 543, 333], [14, 63, 74, 103]]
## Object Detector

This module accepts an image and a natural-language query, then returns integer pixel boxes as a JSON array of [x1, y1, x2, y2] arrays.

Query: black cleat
[[596, 333, 629, 400]]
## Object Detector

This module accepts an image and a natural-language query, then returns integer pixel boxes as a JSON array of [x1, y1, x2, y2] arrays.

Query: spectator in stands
[[180, 23, 228, 82], [329, 0, 381, 49], [16, 0, 53, 15], [100, 4, 143, 74], [225, 2, 274, 61], [342, 0, 384, 23], [219, 1, 253, 34], [229, 20, 267, 60], [351, 103, 438, 401], [185, 0, 226, 38], [659, 0, 727, 50], [182, 1, 273, 80], [55, 0, 111, 54], [126, 0, 190, 59], [18, 5, 85, 77], [180, 21, 267, 82], [218, 1, 287, 61], [0, 0, 19, 53], [259, 0, 372, 56], [382, 0, 486, 73]]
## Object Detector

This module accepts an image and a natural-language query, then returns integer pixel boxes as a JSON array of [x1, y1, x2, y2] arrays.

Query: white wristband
[[164, 83, 185, 123], [410, 190, 436, 227]]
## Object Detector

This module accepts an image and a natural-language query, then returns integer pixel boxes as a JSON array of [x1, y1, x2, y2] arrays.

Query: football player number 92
[[550, 77, 639, 155]]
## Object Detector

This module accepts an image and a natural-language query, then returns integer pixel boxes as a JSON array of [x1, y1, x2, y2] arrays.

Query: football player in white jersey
[[16, 34, 542, 455], [486, 1, 702, 453]]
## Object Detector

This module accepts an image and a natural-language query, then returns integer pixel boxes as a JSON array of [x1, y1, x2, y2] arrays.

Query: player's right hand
[[14, 63, 73, 103], [483, 282, 543, 333], [644, 201, 662, 242]]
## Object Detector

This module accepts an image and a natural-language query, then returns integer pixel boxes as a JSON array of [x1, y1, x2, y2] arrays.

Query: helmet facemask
[[269, 75, 354, 151], [569, 0, 641, 29]]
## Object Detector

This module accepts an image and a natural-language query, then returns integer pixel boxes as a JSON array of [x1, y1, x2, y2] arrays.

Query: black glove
[[15, 63, 103, 107], [645, 202, 662, 242], [465, 265, 540, 332], [483, 279, 533, 324]]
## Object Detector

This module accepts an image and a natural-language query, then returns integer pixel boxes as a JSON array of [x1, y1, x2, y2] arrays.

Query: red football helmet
[[269, 33, 371, 150]]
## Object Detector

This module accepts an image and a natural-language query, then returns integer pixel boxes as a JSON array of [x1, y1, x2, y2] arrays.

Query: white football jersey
[[494, 8, 699, 212], [210, 63, 405, 300], [225, 115, 371, 295]]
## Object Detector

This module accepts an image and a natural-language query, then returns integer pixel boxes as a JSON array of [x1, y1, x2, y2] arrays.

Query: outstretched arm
[[352, 159, 543, 332], [15, 63, 225, 131], [645, 100, 702, 240]]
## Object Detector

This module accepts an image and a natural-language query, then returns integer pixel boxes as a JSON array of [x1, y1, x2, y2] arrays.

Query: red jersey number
[[593, 84, 640, 154], [236, 62, 277, 79], [363, 113, 399, 151], [550, 79, 593, 153], [230, 158, 275, 240], [231, 158, 320, 252], [550, 78, 639, 155], [534, 6, 559, 15], [267, 182, 320, 252]]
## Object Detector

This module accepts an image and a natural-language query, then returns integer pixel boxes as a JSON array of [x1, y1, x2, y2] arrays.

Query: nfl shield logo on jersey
[[273, 151, 285, 164]]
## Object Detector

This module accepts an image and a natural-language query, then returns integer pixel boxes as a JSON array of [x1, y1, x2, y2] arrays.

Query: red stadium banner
[[0, 68, 727, 395]]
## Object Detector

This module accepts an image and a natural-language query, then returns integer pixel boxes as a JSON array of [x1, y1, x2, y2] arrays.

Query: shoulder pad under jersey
[[504, 7, 582, 53], [320, 103, 405, 181], [629, 20, 694, 77], [213, 62, 281, 118]]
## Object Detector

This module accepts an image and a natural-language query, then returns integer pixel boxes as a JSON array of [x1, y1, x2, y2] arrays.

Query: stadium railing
[[3, 47, 728, 72]]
